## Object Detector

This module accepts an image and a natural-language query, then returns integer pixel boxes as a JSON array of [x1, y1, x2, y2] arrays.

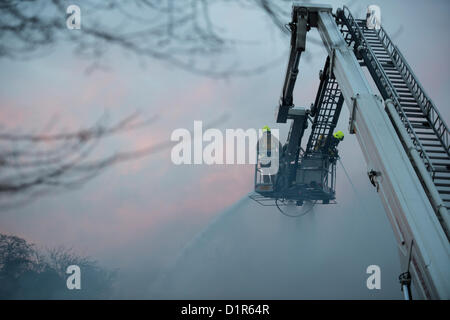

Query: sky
[[0, 0, 449, 299]]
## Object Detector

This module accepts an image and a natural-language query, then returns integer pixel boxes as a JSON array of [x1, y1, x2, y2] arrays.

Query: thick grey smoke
[[150, 189, 402, 299]]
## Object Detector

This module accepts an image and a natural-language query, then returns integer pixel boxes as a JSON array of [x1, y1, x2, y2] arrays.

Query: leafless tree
[[0, 0, 309, 76], [0, 1, 376, 208], [0, 1, 292, 208], [1, 0, 393, 74], [0, 233, 116, 299], [0, 112, 161, 209], [0, 110, 231, 209]]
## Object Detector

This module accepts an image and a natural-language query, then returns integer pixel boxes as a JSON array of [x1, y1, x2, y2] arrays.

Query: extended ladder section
[[305, 57, 344, 155], [337, 7, 450, 233]]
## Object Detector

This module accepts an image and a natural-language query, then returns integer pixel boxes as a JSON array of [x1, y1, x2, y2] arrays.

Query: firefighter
[[333, 130, 344, 142], [329, 130, 344, 161], [259, 125, 273, 183]]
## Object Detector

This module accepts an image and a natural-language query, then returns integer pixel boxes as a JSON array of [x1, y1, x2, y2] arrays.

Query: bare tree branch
[[0, 112, 157, 208], [0, 0, 297, 76]]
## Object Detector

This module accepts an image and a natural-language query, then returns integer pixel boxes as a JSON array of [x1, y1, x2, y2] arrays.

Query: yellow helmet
[[333, 130, 344, 140], [262, 125, 271, 132]]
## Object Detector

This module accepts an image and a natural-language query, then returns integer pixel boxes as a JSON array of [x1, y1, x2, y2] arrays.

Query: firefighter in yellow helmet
[[329, 130, 344, 161], [333, 130, 344, 140]]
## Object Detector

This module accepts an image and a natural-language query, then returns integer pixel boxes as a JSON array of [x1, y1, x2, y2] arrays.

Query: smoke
[[148, 187, 402, 299]]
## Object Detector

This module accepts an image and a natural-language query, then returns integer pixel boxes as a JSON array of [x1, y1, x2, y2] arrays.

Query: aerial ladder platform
[[253, 3, 450, 299]]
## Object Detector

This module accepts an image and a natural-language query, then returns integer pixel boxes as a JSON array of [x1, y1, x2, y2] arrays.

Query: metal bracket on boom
[[399, 240, 414, 300], [329, 48, 336, 79], [368, 169, 381, 192], [349, 94, 358, 134]]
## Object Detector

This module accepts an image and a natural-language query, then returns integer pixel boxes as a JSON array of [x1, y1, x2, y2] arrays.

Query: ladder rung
[[405, 113, 426, 118], [425, 150, 447, 154], [372, 50, 388, 54], [412, 125, 432, 130], [401, 105, 423, 114], [423, 143, 442, 147], [435, 169, 450, 173], [399, 98, 417, 103], [391, 80, 407, 85], [399, 94, 415, 98], [433, 164, 450, 169], [434, 174, 450, 180], [362, 27, 379, 32], [363, 28, 379, 33], [367, 43, 384, 48], [393, 84, 410, 89], [435, 182, 450, 188], [409, 119, 428, 124], [420, 137, 440, 141], [364, 31, 379, 34], [390, 81, 405, 86], [434, 168, 450, 173], [434, 174, 450, 178], [403, 110, 423, 114], [402, 106, 422, 110], [376, 55, 391, 59], [402, 104, 421, 108], [400, 100, 419, 104]]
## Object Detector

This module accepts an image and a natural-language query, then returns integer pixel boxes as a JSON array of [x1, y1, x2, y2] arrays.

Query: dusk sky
[[0, 0, 449, 298]]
